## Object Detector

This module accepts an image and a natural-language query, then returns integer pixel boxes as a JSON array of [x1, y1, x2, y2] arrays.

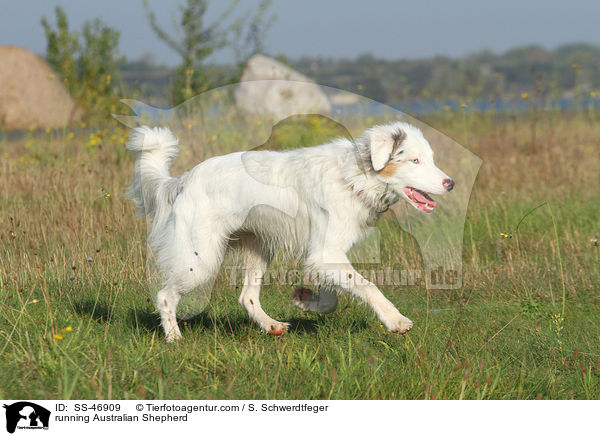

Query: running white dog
[[126, 121, 454, 341]]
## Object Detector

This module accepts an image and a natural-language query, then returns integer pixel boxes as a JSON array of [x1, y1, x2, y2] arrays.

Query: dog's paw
[[386, 316, 413, 335], [267, 322, 290, 336], [291, 287, 315, 311], [165, 330, 182, 343]]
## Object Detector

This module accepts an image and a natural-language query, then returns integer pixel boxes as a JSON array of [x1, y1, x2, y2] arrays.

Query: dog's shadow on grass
[[72, 300, 114, 323], [127, 308, 323, 337], [72, 298, 360, 337]]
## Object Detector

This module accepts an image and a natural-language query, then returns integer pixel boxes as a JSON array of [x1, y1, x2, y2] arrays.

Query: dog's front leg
[[307, 252, 413, 334]]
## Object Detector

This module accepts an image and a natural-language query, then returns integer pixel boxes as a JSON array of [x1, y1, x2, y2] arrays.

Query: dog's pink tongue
[[413, 189, 436, 206]]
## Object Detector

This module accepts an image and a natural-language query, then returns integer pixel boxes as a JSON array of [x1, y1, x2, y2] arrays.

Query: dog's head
[[363, 122, 454, 214]]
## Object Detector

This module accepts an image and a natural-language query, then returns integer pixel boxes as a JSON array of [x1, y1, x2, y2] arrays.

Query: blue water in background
[[335, 97, 600, 116]]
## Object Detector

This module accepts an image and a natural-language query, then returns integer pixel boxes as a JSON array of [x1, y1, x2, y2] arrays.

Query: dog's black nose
[[443, 178, 455, 192]]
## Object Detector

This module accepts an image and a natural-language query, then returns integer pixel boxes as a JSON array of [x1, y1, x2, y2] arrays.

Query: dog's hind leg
[[291, 287, 338, 314], [156, 219, 229, 342], [238, 235, 290, 335], [156, 286, 182, 342]]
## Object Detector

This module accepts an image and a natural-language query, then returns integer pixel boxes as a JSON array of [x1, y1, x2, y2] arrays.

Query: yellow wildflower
[[87, 133, 102, 148]]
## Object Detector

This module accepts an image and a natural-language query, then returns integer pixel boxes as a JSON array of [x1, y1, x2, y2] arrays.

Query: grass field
[[0, 108, 599, 399]]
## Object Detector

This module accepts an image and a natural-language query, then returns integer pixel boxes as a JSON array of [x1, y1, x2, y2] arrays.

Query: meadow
[[0, 107, 598, 399]]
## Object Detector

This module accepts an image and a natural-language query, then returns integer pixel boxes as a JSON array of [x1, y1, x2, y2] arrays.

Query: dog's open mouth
[[404, 187, 437, 213]]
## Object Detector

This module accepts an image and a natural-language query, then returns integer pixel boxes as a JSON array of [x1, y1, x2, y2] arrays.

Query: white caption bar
[[0, 400, 595, 435]]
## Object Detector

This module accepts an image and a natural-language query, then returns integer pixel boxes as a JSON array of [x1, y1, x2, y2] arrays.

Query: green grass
[[1, 275, 599, 399], [0, 111, 599, 399]]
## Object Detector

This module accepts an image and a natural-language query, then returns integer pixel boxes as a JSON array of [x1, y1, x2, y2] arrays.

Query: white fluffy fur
[[126, 121, 453, 341]]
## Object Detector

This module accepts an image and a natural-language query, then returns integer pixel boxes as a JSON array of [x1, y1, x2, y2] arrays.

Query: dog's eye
[[411, 159, 420, 164]]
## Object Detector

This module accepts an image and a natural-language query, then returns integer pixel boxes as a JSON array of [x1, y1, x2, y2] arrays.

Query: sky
[[2, 0, 600, 65]]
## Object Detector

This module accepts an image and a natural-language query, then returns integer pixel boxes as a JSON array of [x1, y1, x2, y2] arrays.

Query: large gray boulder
[[235, 54, 331, 120], [0, 46, 82, 130]]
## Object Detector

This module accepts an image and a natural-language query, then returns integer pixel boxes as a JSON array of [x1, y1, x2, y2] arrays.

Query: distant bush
[[292, 44, 600, 103], [41, 6, 125, 123]]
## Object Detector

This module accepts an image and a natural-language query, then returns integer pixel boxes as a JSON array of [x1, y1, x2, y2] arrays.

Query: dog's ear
[[369, 129, 405, 171]]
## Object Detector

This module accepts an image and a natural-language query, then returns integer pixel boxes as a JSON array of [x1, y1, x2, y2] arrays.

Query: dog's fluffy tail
[[126, 126, 183, 235]]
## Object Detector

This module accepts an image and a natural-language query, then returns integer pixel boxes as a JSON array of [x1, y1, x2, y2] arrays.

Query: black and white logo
[[3, 402, 50, 434]]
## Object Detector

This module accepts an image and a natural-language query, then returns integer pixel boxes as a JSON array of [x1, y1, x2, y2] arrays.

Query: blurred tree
[[41, 7, 79, 89], [41, 6, 125, 122], [144, 0, 275, 104]]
